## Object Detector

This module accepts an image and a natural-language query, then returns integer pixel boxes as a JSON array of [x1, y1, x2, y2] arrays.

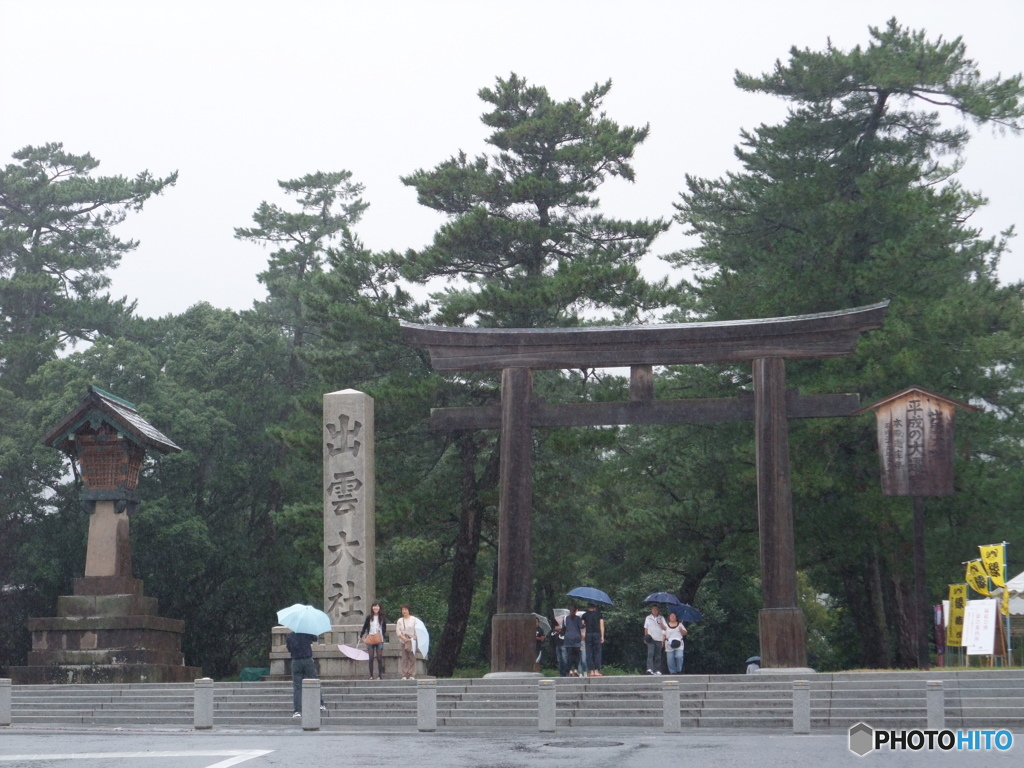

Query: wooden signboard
[[860, 387, 978, 497]]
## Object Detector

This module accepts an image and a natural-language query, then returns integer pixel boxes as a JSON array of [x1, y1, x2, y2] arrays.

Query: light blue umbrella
[[277, 604, 332, 636]]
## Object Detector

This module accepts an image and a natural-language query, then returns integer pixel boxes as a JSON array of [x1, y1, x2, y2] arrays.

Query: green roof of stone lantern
[[42, 385, 181, 455]]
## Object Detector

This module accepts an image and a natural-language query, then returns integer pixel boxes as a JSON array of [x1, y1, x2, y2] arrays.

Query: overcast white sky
[[3, 1, 1022, 319]]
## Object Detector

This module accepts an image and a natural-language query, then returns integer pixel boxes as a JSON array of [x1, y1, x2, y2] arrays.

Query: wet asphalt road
[[0, 725, 1021, 767]]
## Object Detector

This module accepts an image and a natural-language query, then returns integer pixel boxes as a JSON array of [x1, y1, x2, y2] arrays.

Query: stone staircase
[[7, 671, 1024, 729]]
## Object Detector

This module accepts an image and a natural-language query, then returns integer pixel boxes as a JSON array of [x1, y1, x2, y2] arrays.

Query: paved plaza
[[1, 726, 1021, 767]]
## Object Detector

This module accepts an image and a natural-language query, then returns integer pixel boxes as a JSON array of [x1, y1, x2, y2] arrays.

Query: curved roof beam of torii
[[400, 301, 890, 372]]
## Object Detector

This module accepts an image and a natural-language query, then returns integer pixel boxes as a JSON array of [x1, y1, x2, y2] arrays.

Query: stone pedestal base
[[9, 576, 199, 685], [269, 624, 427, 679], [490, 613, 536, 674], [758, 607, 808, 668]]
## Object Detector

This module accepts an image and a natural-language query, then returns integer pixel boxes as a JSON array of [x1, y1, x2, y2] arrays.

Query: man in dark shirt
[[286, 632, 325, 716], [582, 603, 605, 677]]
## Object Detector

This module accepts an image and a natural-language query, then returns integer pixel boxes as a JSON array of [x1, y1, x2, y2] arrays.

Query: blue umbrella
[[664, 603, 702, 623], [276, 604, 332, 636], [644, 592, 680, 604], [567, 586, 613, 606]]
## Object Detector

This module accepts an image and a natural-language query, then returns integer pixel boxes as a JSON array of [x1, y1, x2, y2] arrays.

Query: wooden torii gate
[[401, 301, 889, 673]]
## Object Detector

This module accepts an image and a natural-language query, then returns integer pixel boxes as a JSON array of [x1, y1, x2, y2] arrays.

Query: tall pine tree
[[400, 74, 669, 674], [671, 19, 1024, 667]]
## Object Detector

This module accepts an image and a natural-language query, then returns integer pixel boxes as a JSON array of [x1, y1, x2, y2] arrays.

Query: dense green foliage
[[2, 21, 1023, 678]]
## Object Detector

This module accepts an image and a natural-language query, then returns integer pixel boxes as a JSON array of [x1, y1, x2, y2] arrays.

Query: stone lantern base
[[8, 576, 200, 685]]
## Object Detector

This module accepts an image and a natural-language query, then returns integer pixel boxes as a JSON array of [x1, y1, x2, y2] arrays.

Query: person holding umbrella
[[277, 604, 330, 717], [359, 601, 387, 679], [643, 604, 668, 675], [396, 604, 418, 680], [582, 603, 605, 676]]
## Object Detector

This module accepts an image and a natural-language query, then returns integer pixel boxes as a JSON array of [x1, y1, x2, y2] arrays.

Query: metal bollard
[[417, 679, 437, 732], [926, 680, 944, 730], [539, 679, 556, 732], [302, 679, 321, 731], [1, 679, 10, 727], [663, 680, 681, 733], [793, 680, 810, 734], [194, 677, 214, 730]]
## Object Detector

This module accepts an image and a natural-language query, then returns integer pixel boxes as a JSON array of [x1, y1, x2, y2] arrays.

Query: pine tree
[[671, 19, 1024, 667]]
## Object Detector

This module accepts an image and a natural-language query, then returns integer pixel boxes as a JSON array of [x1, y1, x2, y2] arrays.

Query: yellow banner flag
[[947, 584, 967, 646], [979, 544, 1005, 587], [965, 560, 991, 595], [1002, 589, 1011, 617]]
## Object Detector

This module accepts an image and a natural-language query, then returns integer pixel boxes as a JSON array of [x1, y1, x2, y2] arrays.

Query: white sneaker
[[292, 712, 301, 718], [320, 704, 327, 711], [655, 671, 662, 675], [646, 669, 653, 675]]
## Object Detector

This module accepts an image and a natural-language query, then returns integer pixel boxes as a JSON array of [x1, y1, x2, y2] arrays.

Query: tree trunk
[[676, 559, 714, 606], [867, 547, 893, 666], [427, 434, 497, 676], [890, 569, 918, 669]]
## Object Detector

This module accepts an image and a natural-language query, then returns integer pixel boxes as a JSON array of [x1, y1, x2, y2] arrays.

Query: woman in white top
[[664, 610, 688, 675], [396, 604, 418, 680]]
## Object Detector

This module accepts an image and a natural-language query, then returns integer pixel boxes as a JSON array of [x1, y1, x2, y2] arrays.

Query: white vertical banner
[[962, 599, 997, 655]]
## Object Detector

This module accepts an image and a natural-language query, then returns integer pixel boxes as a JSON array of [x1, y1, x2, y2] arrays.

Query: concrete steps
[[8, 670, 1024, 729]]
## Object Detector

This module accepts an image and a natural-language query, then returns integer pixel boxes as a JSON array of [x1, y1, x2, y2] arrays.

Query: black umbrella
[[663, 603, 702, 623], [643, 592, 680, 604], [567, 586, 613, 606]]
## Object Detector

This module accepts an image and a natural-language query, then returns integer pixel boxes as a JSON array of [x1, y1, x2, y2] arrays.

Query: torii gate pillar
[[491, 368, 536, 672], [754, 357, 806, 668]]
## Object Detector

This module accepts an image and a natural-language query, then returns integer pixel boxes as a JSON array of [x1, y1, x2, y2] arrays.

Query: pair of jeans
[[585, 634, 602, 672], [646, 638, 663, 673], [291, 656, 322, 713], [556, 645, 569, 676], [566, 644, 581, 673], [666, 646, 684, 674]]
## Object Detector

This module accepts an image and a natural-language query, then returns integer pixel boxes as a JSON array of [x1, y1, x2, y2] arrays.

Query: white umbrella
[[413, 617, 430, 659], [338, 644, 369, 660]]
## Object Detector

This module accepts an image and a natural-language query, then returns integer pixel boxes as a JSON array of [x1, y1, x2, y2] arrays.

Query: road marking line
[[0, 750, 274, 767]]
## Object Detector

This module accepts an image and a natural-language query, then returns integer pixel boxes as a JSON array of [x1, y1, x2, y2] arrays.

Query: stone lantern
[[9, 386, 201, 684]]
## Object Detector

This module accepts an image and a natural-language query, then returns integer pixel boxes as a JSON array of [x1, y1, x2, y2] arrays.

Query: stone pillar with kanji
[[322, 389, 376, 625]]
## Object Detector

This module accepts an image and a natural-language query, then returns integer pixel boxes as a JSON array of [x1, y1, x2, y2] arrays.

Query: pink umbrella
[[338, 644, 369, 660]]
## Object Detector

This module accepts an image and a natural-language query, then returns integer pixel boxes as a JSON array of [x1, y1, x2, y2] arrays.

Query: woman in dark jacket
[[360, 602, 388, 679]]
